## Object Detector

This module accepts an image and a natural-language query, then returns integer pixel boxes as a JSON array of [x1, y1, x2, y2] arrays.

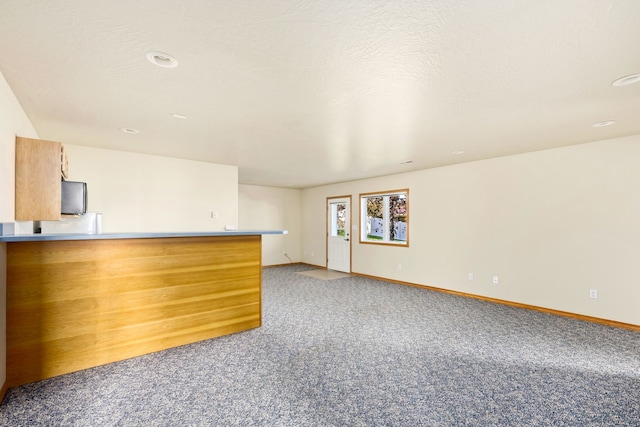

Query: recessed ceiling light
[[451, 150, 465, 155], [171, 113, 187, 119], [592, 120, 616, 127], [146, 51, 178, 68], [612, 73, 640, 87], [120, 128, 140, 134]]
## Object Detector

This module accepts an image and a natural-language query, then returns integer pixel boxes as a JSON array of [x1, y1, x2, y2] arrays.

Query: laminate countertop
[[0, 229, 286, 242]]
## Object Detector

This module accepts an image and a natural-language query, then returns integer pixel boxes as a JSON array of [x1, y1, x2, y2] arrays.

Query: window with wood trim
[[360, 189, 409, 246]]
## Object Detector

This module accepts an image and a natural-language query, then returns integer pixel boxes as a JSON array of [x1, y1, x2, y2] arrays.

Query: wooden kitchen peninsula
[[1, 230, 284, 387]]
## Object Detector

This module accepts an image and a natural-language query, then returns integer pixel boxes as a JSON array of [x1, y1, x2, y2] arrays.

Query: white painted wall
[[239, 184, 301, 266], [0, 72, 38, 222], [64, 145, 238, 233], [301, 136, 640, 326], [0, 71, 39, 393]]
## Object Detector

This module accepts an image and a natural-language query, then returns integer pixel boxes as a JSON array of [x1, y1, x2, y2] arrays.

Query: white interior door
[[327, 197, 351, 273]]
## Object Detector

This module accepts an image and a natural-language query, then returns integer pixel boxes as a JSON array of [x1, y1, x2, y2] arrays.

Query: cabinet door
[[15, 136, 62, 221]]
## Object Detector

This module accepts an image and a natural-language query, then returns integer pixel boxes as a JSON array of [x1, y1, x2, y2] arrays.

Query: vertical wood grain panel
[[15, 136, 62, 221], [6, 235, 262, 387]]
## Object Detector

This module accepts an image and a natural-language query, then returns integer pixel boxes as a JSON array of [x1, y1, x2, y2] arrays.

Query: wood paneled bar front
[[1, 231, 283, 388]]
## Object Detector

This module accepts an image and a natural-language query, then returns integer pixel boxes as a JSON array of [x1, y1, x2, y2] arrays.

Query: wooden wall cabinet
[[15, 136, 64, 221]]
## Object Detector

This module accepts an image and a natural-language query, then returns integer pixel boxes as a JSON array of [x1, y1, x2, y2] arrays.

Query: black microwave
[[61, 181, 87, 215]]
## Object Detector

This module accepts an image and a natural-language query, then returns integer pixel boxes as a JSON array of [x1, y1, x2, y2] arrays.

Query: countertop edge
[[0, 230, 287, 242]]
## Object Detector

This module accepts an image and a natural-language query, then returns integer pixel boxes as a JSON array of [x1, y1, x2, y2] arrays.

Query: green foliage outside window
[[360, 189, 409, 245]]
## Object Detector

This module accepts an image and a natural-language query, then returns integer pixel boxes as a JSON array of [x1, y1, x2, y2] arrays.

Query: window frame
[[359, 188, 409, 246]]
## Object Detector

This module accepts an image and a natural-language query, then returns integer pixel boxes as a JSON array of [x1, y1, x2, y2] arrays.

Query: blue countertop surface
[[0, 230, 286, 242]]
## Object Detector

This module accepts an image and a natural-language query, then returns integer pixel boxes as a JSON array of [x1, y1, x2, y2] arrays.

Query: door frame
[[326, 195, 352, 273]]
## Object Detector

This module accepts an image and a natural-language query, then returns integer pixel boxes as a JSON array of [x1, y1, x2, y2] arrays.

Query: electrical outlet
[[590, 289, 598, 299], [210, 211, 218, 219], [493, 276, 499, 284], [468, 273, 474, 281]]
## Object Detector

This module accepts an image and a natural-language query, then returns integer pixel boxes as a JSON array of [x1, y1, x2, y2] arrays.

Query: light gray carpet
[[1, 264, 639, 426]]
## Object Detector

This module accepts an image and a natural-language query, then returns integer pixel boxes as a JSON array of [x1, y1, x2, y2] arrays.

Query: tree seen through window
[[360, 190, 409, 245]]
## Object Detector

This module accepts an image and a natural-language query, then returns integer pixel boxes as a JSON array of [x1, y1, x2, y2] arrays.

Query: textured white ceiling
[[1, 0, 639, 188]]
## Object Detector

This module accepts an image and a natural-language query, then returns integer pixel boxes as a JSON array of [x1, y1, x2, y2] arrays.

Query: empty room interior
[[0, 1, 639, 425]]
